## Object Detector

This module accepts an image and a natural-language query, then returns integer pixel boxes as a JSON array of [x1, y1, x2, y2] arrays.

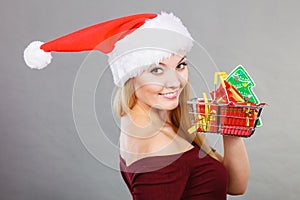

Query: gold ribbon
[[214, 72, 227, 87], [242, 103, 257, 126], [228, 87, 245, 102], [214, 72, 245, 103], [188, 93, 216, 134], [213, 72, 228, 103], [201, 93, 216, 131]]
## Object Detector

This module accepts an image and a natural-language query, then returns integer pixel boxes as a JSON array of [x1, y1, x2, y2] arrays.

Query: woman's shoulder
[[120, 115, 195, 166]]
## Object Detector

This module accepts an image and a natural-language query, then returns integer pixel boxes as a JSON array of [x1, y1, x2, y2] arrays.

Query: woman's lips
[[159, 91, 178, 99]]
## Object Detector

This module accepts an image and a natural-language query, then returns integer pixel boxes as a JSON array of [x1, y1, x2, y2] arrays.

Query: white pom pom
[[24, 41, 52, 69]]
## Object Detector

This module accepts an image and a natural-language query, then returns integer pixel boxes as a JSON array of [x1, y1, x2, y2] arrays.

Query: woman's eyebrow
[[159, 56, 187, 66], [178, 56, 187, 64]]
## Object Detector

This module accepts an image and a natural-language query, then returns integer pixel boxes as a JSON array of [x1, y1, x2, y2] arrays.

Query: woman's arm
[[222, 136, 250, 195]]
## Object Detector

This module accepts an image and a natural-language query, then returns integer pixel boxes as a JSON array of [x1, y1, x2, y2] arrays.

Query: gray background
[[1, 0, 299, 199]]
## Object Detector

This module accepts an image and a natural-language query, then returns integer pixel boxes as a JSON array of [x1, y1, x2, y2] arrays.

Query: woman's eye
[[177, 62, 187, 70], [150, 67, 163, 74]]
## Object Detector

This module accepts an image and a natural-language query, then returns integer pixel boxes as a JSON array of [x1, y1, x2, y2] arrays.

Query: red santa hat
[[24, 12, 194, 87]]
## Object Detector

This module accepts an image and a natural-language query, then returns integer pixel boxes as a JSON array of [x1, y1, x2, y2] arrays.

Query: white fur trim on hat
[[24, 41, 52, 69], [107, 12, 194, 87]]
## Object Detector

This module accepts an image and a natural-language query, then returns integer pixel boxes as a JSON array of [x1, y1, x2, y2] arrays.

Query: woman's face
[[133, 53, 188, 111]]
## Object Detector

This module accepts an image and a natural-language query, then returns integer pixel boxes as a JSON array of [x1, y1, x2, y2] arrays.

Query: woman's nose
[[164, 69, 183, 89]]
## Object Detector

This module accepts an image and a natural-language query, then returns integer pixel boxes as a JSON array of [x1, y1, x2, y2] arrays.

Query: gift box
[[218, 102, 264, 137], [210, 80, 245, 103], [194, 99, 218, 133]]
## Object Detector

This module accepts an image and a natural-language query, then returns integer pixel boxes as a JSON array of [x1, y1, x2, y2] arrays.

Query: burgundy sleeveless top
[[119, 143, 228, 200]]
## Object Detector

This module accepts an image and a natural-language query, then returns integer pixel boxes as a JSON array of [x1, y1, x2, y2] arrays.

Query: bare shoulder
[[120, 114, 194, 157], [147, 127, 194, 155]]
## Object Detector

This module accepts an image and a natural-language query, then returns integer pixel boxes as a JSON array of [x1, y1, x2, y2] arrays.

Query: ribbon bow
[[242, 103, 259, 126]]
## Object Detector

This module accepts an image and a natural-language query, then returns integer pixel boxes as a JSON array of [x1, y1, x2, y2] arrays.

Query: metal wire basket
[[187, 98, 265, 137]]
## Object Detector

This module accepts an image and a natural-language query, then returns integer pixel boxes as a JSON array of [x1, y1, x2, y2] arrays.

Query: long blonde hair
[[113, 78, 217, 160]]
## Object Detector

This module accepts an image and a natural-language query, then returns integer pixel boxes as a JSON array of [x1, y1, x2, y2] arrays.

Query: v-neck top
[[119, 143, 228, 200]]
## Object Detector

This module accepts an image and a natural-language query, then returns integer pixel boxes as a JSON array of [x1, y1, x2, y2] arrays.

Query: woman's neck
[[132, 101, 172, 125]]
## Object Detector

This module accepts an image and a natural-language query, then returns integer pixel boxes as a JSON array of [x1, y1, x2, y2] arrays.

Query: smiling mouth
[[159, 91, 178, 98]]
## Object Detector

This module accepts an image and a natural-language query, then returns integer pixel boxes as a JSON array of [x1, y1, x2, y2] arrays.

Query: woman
[[24, 12, 249, 199], [114, 52, 249, 199]]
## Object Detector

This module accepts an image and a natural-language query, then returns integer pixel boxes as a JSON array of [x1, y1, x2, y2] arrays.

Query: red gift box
[[218, 103, 261, 137], [195, 99, 218, 133], [210, 80, 244, 103]]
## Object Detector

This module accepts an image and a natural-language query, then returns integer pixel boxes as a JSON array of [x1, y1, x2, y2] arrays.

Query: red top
[[119, 143, 228, 200]]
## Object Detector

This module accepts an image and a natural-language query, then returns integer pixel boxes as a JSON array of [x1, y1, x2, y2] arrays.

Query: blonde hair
[[113, 78, 218, 160]]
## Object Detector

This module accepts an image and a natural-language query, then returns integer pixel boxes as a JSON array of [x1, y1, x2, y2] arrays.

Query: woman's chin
[[155, 102, 179, 111]]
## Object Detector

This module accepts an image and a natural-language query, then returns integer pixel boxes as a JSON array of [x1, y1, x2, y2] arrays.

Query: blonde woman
[[115, 52, 249, 199], [24, 12, 249, 199]]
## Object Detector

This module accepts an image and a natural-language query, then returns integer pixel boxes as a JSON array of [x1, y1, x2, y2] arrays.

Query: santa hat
[[24, 12, 194, 87]]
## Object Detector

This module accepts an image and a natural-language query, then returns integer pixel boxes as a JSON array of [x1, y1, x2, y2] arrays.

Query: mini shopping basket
[[187, 72, 265, 137]]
